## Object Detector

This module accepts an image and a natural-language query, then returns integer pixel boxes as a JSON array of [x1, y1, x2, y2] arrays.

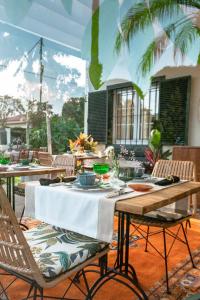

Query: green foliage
[[29, 100, 52, 127], [62, 97, 85, 127], [0, 96, 25, 127], [149, 129, 161, 151], [29, 126, 47, 149], [145, 127, 171, 168], [133, 82, 145, 99], [115, 0, 200, 75], [29, 98, 84, 154], [89, 6, 104, 90], [50, 116, 80, 154]]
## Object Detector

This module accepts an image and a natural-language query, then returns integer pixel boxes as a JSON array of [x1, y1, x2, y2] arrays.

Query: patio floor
[[2, 195, 200, 300]]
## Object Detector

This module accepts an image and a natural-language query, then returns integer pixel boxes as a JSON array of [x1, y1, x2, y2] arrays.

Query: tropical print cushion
[[24, 223, 108, 278]]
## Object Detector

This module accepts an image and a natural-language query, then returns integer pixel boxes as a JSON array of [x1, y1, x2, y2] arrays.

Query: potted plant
[[144, 129, 171, 173]]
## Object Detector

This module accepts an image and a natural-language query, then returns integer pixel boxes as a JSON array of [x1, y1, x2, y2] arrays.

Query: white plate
[[13, 166, 30, 171], [72, 182, 112, 192]]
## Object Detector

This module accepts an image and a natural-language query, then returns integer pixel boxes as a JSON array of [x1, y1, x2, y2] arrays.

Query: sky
[[0, 22, 86, 114]]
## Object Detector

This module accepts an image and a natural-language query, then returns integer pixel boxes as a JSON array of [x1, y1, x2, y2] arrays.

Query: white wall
[[156, 66, 200, 146]]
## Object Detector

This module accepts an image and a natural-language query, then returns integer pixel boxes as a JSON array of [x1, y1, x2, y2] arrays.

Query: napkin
[[39, 177, 60, 186], [155, 175, 180, 186]]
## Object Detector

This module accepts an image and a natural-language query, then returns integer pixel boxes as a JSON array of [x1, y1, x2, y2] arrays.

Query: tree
[[0, 96, 25, 127], [62, 97, 85, 129], [115, 0, 200, 76]]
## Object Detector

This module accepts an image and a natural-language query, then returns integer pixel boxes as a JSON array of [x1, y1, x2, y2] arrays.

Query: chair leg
[[19, 206, 25, 223], [38, 287, 43, 300], [163, 229, 170, 294], [33, 287, 37, 300], [145, 226, 149, 252], [181, 223, 195, 268], [82, 270, 92, 300]]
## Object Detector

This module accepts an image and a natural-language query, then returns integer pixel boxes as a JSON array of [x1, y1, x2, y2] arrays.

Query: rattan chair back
[[52, 154, 76, 176], [152, 160, 196, 181], [38, 152, 53, 166], [0, 186, 42, 282]]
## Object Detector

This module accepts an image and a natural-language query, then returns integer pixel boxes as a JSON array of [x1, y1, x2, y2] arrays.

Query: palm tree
[[115, 0, 200, 76]]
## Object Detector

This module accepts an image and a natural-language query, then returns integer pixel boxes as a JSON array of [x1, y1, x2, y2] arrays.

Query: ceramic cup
[[78, 172, 96, 186]]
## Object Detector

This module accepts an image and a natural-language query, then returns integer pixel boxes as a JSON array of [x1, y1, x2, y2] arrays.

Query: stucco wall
[[156, 66, 200, 146]]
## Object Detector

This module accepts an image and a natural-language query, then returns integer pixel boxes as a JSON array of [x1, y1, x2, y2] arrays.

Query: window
[[112, 82, 160, 145]]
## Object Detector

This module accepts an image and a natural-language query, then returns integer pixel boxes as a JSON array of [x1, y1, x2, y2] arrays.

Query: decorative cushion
[[24, 223, 108, 278]]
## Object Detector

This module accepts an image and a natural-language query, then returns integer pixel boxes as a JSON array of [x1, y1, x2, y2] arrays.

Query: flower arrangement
[[119, 146, 142, 169], [104, 145, 142, 171], [69, 133, 98, 153]]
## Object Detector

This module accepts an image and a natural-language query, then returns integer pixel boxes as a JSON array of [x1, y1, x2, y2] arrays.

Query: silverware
[[106, 189, 133, 198]]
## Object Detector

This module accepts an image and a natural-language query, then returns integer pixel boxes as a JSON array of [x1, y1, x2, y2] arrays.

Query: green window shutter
[[88, 90, 107, 143], [159, 76, 191, 145]]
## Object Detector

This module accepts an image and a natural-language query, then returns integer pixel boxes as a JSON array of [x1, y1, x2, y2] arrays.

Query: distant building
[[0, 114, 27, 151]]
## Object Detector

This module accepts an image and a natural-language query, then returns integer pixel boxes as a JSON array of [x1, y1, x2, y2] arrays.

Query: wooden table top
[[0, 166, 66, 178], [115, 181, 200, 215]]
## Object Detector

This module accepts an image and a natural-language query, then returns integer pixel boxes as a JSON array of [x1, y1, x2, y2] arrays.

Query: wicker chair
[[38, 152, 53, 166], [131, 160, 196, 293], [0, 185, 109, 299], [52, 154, 76, 176], [0, 186, 148, 300]]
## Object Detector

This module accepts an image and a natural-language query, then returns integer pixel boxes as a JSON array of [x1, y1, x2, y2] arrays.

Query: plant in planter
[[144, 129, 171, 172], [68, 133, 98, 153]]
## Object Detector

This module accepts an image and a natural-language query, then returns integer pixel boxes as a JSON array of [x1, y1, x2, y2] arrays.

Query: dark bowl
[[39, 177, 61, 186], [20, 159, 30, 166]]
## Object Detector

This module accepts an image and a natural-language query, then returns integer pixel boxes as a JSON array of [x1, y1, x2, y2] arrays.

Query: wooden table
[[0, 166, 66, 210], [114, 181, 200, 291], [116, 181, 200, 215]]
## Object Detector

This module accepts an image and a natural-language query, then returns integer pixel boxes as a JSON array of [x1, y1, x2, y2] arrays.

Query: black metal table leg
[[125, 213, 130, 275], [119, 212, 125, 272], [7, 178, 12, 203], [115, 211, 148, 299]]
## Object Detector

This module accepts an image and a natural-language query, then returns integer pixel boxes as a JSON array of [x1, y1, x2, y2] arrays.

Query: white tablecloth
[[25, 182, 164, 243]]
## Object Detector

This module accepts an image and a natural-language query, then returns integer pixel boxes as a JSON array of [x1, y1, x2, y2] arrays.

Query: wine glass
[[93, 163, 110, 184], [118, 167, 135, 187]]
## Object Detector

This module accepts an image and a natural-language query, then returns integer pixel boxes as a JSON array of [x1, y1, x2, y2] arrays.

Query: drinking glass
[[0, 157, 10, 165], [93, 163, 110, 183], [118, 167, 135, 186]]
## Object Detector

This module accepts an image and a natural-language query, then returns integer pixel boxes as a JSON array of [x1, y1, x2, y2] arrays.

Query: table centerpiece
[[68, 133, 98, 154]]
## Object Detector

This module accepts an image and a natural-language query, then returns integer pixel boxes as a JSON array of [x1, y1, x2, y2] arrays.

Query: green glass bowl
[[0, 157, 10, 165]]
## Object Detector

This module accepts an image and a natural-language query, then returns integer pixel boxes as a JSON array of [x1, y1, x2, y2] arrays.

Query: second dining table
[[0, 165, 67, 211]]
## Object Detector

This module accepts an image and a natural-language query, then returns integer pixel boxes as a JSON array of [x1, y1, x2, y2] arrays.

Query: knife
[[106, 189, 133, 198]]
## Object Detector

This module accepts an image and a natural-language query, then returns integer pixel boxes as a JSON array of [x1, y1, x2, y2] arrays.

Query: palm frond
[[133, 82, 145, 99], [198, 52, 200, 64], [115, 0, 200, 53], [173, 23, 200, 59], [138, 13, 200, 75], [115, 0, 180, 53], [138, 40, 164, 77]]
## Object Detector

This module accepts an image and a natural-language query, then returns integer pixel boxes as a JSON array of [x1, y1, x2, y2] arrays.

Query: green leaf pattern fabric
[[24, 223, 107, 278]]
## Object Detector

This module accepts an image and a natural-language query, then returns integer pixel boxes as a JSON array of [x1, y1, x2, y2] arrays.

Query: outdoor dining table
[[24, 179, 200, 298], [0, 166, 66, 211], [115, 181, 200, 278]]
